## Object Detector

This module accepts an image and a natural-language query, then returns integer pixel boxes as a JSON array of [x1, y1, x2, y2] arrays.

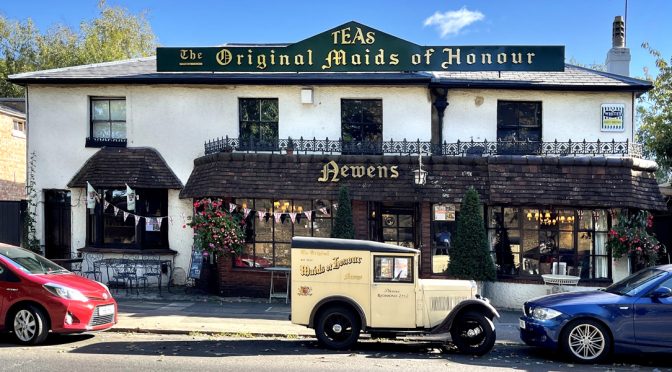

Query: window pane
[[235, 243, 256, 268], [375, 257, 394, 280], [578, 232, 592, 255], [313, 218, 332, 238], [259, 123, 278, 142], [342, 100, 361, 122], [260, 99, 278, 122], [255, 213, 273, 241], [293, 200, 312, 237], [579, 210, 593, 229], [256, 242, 274, 266], [240, 99, 259, 121], [111, 122, 126, 139], [275, 243, 291, 267], [383, 228, 396, 241], [92, 100, 110, 120], [314, 200, 332, 217], [93, 122, 110, 138], [503, 208, 518, 228], [595, 210, 608, 231], [109, 100, 126, 121]]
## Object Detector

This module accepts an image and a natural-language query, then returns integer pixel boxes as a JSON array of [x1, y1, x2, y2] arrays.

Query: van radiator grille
[[429, 296, 468, 312]]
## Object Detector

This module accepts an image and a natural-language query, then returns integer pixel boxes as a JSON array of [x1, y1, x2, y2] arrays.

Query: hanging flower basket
[[186, 198, 246, 258], [606, 210, 665, 270]]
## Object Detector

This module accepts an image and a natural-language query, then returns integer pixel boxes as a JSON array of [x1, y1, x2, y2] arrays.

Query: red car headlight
[[43, 283, 89, 302]]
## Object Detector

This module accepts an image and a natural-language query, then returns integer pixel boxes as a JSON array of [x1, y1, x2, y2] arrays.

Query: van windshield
[[0, 247, 67, 274]]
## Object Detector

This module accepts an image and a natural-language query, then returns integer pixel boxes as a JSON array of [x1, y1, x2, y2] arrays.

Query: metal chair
[[69, 252, 82, 275], [82, 252, 103, 281], [137, 255, 162, 291]]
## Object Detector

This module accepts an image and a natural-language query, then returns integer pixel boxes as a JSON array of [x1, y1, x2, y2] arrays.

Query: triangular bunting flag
[[103, 200, 110, 210], [333, 204, 338, 211], [134, 215, 141, 226], [168, 216, 174, 224], [304, 211, 312, 221], [289, 212, 297, 224], [257, 211, 266, 222], [319, 207, 330, 217], [113, 206, 120, 216], [243, 208, 251, 219], [274, 212, 282, 223], [158, 217, 165, 226], [229, 203, 236, 213], [123, 211, 130, 222], [126, 184, 136, 211]]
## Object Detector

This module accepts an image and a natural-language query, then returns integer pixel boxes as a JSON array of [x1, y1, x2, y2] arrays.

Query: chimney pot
[[612, 16, 625, 48]]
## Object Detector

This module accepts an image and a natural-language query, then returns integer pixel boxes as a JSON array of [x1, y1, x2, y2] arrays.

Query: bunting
[[134, 215, 141, 226], [289, 212, 297, 224], [126, 184, 136, 211], [274, 212, 282, 223], [86, 181, 96, 209]]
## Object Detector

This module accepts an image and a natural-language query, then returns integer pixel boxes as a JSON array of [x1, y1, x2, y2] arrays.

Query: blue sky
[[1, 0, 670, 78]]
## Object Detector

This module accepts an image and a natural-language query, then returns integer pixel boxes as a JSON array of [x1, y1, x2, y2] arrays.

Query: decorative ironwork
[[85, 137, 127, 148], [204, 136, 643, 158]]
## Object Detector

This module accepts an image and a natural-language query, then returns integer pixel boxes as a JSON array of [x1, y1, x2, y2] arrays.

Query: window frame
[[11, 119, 26, 138], [238, 98, 279, 151], [87, 188, 168, 250], [341, 99, 383, 155], [87, 97, 127, 148], [373, 255, 414, 283], [496, 100, 542, 155]]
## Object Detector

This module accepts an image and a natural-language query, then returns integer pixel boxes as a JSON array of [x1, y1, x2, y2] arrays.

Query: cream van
[[291, 237, 499, 355]]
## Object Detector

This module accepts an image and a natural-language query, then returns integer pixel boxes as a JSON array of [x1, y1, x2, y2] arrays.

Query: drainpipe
[[431, 87, 448, 155]]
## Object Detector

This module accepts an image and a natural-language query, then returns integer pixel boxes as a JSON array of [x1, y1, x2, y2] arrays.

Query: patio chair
[[137, 255, 162, 291], [69, 252, 82, 275], [82, 252, 103, 281]]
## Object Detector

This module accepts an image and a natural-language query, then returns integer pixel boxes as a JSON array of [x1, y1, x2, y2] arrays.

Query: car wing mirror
[[651, 286, 672, 299]]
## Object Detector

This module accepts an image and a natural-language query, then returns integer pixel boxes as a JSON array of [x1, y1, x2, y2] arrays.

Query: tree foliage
[[0, 0, 156, 97], [636, 43, 672, 181], [331, 186, 355, 239], [446, 187, 496, 281]]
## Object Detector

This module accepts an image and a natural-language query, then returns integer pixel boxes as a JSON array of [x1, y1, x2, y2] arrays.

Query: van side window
[[374, 256, 413, 283]]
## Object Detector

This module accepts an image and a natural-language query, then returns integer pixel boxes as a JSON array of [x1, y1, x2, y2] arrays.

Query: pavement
[[111, 286, 524, 345]]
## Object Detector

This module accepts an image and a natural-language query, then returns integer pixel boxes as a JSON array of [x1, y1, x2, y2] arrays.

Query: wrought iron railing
[[204, 136, 643, 158]]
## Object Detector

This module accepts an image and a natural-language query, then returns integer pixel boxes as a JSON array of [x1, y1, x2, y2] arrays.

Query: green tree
[[637, 43, 672, 181], [0, 0, 156, 97], [331, 186, 355, 239], [446, 187, 496, 281]]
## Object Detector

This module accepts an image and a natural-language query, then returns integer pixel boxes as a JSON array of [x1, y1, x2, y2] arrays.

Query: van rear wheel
[[315, 306, 360, 350], [450, 312, 496, 356]]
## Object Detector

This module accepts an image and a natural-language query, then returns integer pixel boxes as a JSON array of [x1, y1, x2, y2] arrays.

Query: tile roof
[[8, 57, 651, 92], [68, 147, 183, 189], [180, 153, 666, 211]]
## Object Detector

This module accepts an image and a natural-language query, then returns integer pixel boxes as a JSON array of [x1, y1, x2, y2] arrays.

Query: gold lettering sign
[[318, 160, 399, 182], [300, 256, 363, 277]]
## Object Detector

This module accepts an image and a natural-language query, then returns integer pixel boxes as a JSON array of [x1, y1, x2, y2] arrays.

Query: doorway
[[44, 190, 71, 259], [369, 202, 418, 248]]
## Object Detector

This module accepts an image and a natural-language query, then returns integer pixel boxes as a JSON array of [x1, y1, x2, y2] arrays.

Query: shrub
[[187, 198, 246, 257], [607, 210, 665, 269]]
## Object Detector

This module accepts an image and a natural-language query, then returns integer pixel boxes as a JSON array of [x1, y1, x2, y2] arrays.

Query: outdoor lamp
[[413, 152, 427, 185]]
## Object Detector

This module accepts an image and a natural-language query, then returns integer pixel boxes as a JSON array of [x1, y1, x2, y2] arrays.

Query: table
[[542, 274, 580, 293], [265, 267, 290, 304]]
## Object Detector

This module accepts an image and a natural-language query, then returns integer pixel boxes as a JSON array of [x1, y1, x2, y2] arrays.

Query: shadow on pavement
[[0, 333, 95, 347]]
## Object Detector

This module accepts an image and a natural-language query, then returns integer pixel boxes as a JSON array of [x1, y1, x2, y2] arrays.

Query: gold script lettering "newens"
[[318, 160, 399, 182], [299, 256, 363, 277]]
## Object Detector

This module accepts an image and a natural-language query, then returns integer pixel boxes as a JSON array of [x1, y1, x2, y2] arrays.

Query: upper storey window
[[87, 98, 126, 147]]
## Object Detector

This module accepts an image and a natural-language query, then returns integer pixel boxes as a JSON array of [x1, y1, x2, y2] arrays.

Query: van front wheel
[[450, 312, 496, 356], [315, 306, 360, 350]]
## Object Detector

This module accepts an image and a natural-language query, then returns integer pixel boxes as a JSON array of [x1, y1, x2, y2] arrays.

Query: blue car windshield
[[0, 247, 67, 274], [605, 268, 666, 296]]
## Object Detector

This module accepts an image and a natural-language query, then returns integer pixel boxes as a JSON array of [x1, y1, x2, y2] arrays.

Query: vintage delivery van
[[290, 236, 499, 354]]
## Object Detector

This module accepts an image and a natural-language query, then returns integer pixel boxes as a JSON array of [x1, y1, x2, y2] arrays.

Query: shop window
[[497, 101, 541, 155], [87, 188, 168, 249], [374, 256, 413, 283], [431, 203, 458, 274], [341, 99, 383, 154], [488, 206, 612, 280], [87, 98, 126, 147], [239, 98, 279, 151], [235, 198, 333, 268]]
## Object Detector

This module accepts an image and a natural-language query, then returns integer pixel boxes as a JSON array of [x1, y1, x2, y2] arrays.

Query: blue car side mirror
[[651, 286, 672, 299]]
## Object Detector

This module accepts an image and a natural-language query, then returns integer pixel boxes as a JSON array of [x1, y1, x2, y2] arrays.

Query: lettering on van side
[[299, 256, 363, 277]]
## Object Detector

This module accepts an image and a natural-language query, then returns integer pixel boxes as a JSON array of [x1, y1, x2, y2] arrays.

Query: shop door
[[380, 205, 417, 248], [44, 190, 71, 259]]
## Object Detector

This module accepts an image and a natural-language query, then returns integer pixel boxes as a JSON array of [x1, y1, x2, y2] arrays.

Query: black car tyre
[[12, 305, 49, 345], [561, 319, 612, 363], [450, 311, 496, 356], [315, 306, 360, 350]]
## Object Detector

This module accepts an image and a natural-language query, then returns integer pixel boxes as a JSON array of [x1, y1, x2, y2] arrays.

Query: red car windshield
[[0, 247, 67, 275]]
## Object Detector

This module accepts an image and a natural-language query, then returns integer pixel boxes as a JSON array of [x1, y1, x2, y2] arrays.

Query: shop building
[[10, 20, 665, 308]]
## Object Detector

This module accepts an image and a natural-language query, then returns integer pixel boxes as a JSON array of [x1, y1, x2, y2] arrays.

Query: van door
[[370, 254, 416, 328]]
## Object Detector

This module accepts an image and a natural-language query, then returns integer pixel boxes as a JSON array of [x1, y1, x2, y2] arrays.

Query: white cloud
[[424, 7, 485, 38]]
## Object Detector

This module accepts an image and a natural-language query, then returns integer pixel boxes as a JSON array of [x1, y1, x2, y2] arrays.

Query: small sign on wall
[[601, 104, 625, 132], [434, 204, 456, 221]]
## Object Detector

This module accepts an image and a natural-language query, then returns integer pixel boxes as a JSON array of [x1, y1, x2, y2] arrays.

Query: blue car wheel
[[561, 319, 612, 363]]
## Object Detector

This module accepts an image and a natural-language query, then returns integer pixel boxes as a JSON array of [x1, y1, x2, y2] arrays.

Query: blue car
[[520, 265, 672, 363]]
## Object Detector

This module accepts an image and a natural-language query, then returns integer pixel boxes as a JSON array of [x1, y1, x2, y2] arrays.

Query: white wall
[[27, 84, 430, 280], [444, 89, 634, 143]]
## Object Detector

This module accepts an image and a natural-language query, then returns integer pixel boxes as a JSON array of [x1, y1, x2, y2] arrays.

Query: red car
[[0, 243, 117, 345]]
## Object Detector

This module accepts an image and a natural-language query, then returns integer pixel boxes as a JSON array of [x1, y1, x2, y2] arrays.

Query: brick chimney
[[605, 16, 631, 76]]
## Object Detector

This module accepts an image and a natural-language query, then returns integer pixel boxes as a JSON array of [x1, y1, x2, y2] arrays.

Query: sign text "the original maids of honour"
[[157, 21, 564, 73]]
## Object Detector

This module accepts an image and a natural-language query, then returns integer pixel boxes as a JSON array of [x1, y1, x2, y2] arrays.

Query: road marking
[[158, 302, 194, 311], [265, 307, 273, 312]]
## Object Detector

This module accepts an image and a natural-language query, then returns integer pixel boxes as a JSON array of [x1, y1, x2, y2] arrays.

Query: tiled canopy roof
[[9, 57, 651, 92], [180, 153, 665, 211], [68, 147, 183, 189]]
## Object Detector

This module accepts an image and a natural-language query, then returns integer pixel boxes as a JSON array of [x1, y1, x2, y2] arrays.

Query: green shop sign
[[157, 21, 564, 73]]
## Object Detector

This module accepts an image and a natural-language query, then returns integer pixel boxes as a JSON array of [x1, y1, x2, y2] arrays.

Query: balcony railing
[[204, 136, 643, 158]]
